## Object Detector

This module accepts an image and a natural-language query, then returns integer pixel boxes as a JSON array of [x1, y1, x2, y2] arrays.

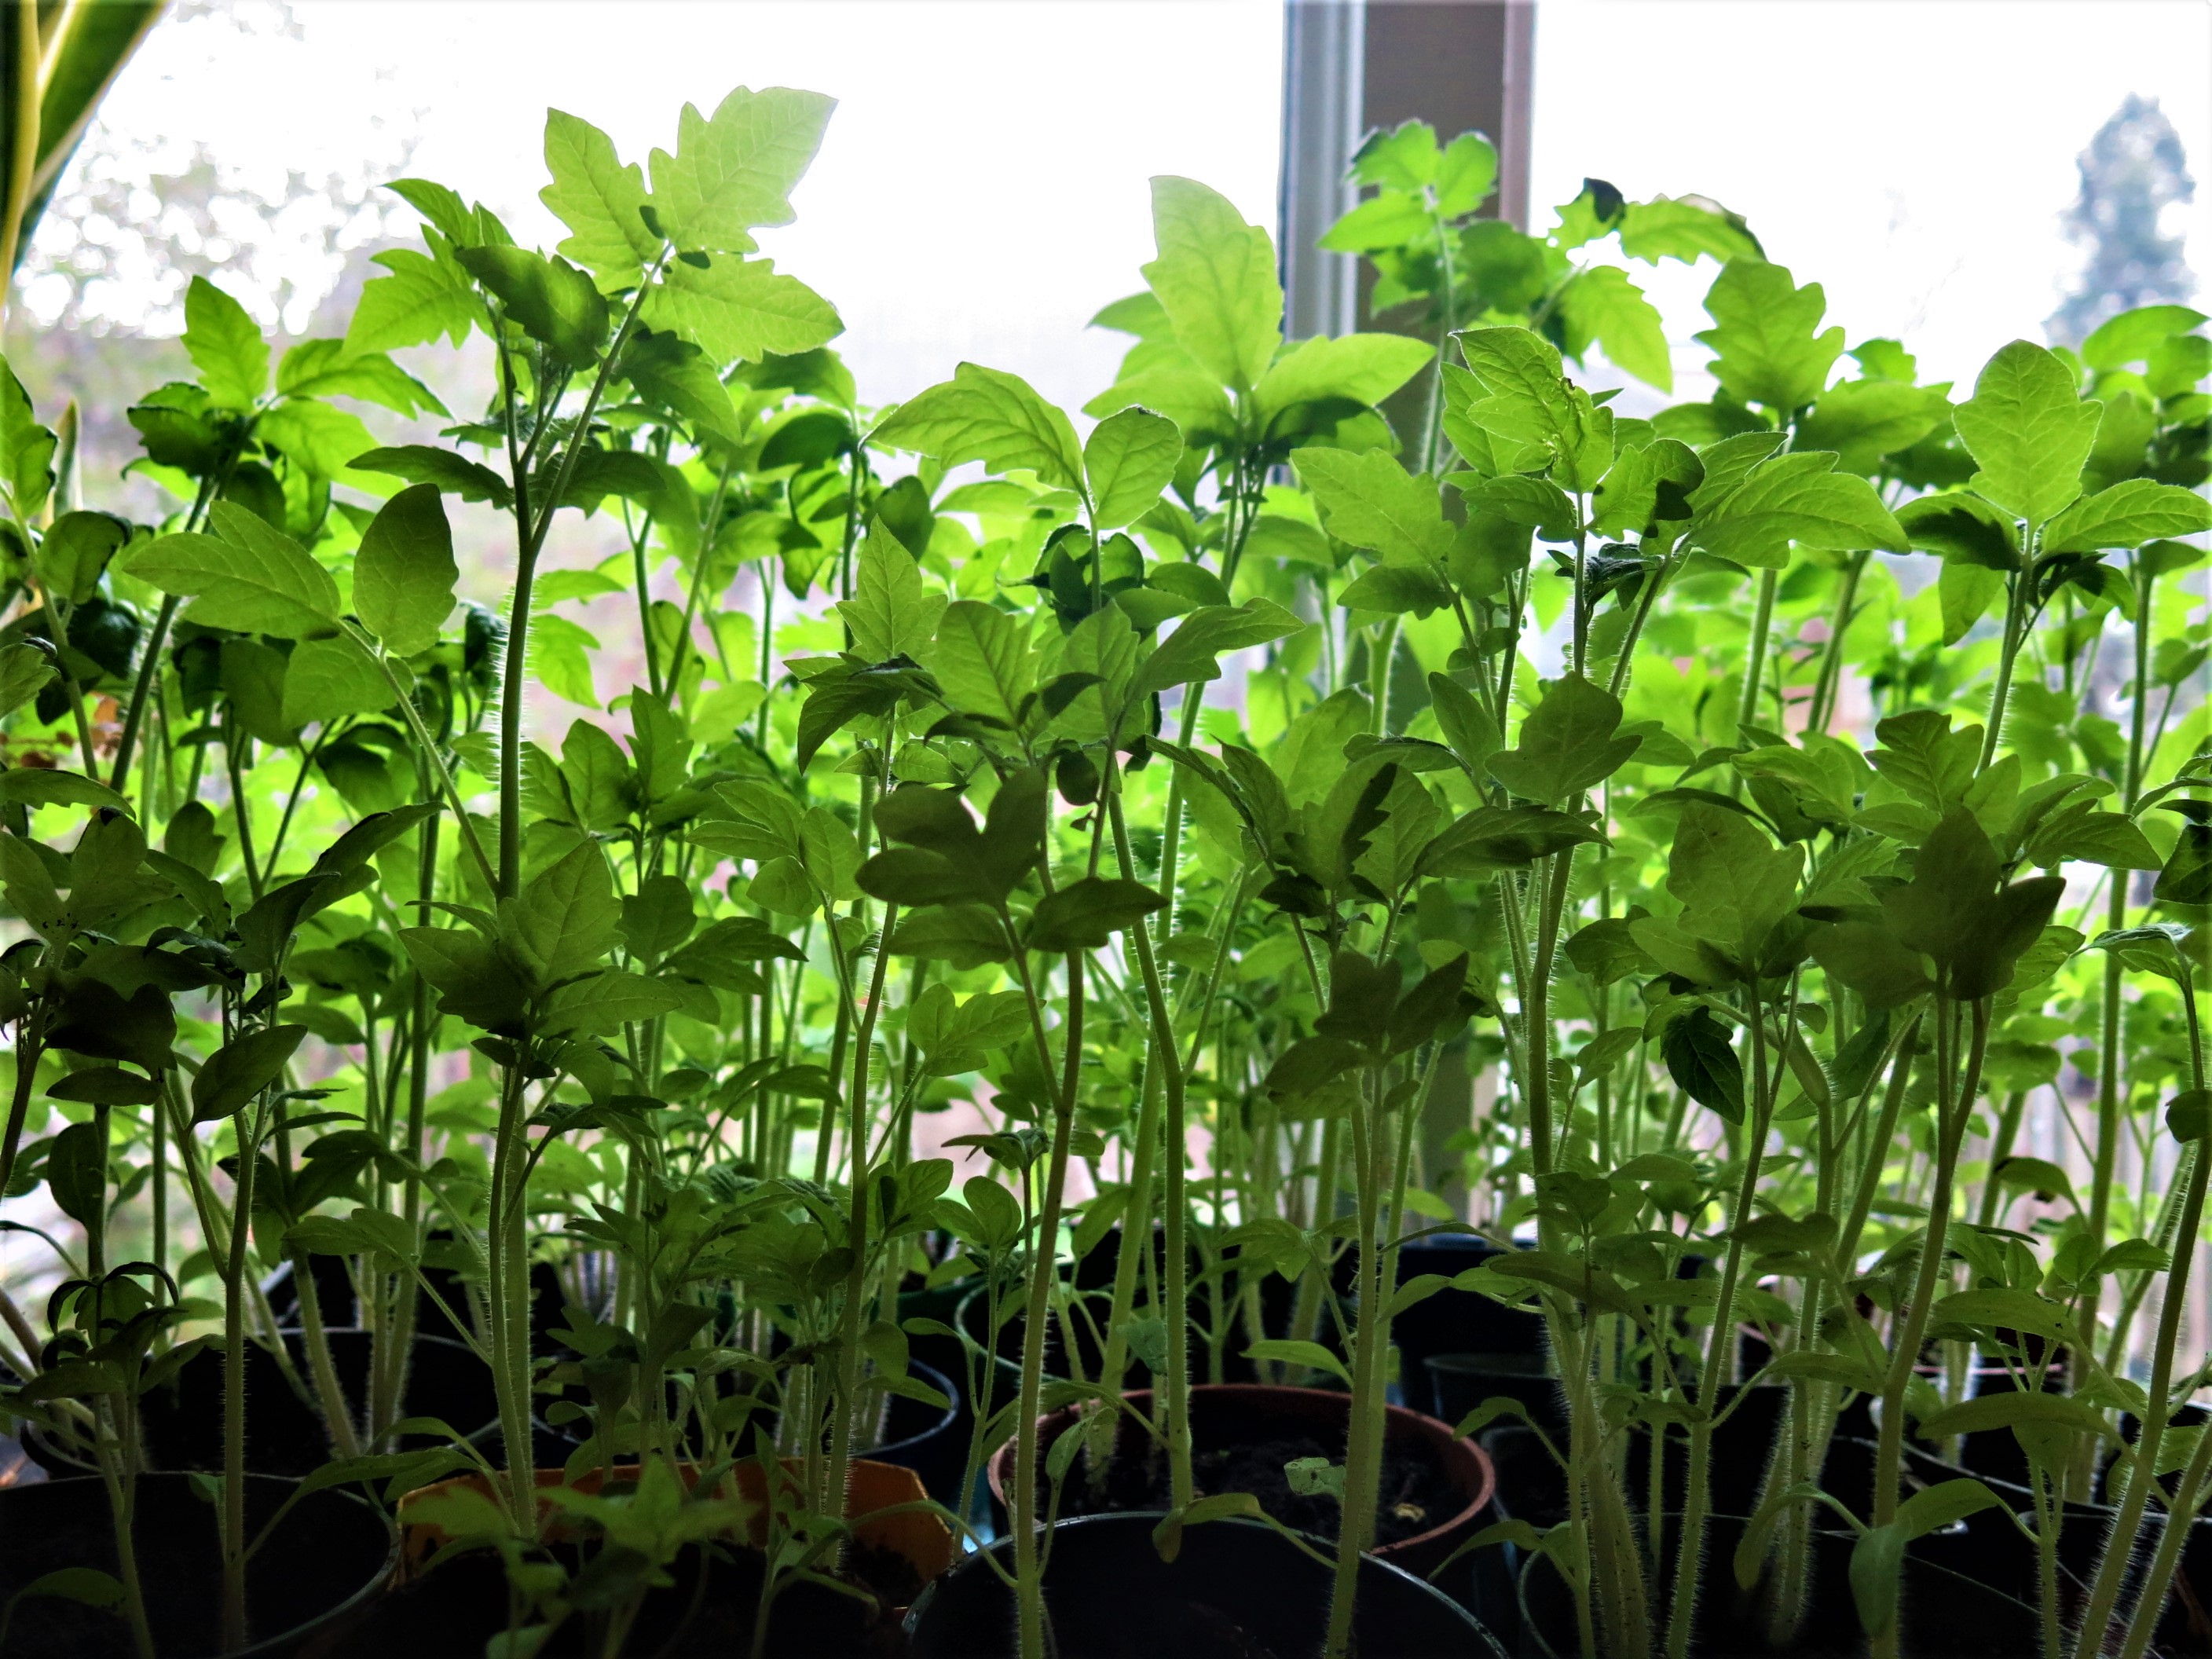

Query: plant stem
[[1870, 996, 1988, 1659]]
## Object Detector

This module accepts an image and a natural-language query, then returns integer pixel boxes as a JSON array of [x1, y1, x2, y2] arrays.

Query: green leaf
[[115, 501, 341, 638], [1082, 406, 1182, 529], [0, 767, 128, 812], [1027, 877, 1166, 951], [1252, 332, 1434, 423], [1953, 339, 2101, 525], [1896, 493, 2020, 569], [191, 1025, 308, 1124], [6, 1568, 126, 1622], [884, 905, 1010, 968], [642, 254, 843, 367], [274, 339, 446, 419], [541, 109, 658, 289], [182, 276, 267, 410], [45, 1120, 106, 1226], [1796, 379, 1952, 475], [1291, 446, 1452, 566], [924, 601, 1035, 727], [1916, 1391, 2111, 1443], [0, 643, 57, 717], [620, 328, 745, 445], [500, 841, 620, 989], [647, 86, 835, 252], [1485, 672, 1639, 804], [255, 399, 378, 481], [1142, 176, 1282, 394], [837, 519, 946, 664], [455, 246, 609, 364], [280, 635, 395, 730], [0, 355, 57, 518], [1694, 259, 1844, 413], [2041, 478, 2212, 553], [1556, 264, 1672, 392], [1335, 564, 1456, 617], [871, 362, 1083, 493], [2080, 304, 2206, 370], [1661, 1007, 1745, 1124], [354, 482, 459, 656], [344, 244, 478, 356], [1133, 599, 1303, 699], [1617, 195, 1762, 264], [1938, 561, 2005, 646], [349, 445, 513, 510], [1241, 1339, 1352, 1388], [543, 969, 684, 1035], [1690, 452, 1908, 568]]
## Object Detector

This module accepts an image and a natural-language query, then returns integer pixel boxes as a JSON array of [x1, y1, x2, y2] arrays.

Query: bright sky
[[1529, 0, 2212, 395], [31, 0, 2212, 412]]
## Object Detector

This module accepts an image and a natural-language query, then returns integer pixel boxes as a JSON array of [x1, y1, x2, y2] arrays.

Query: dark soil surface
[[1052, 1428, 1463, 1548]]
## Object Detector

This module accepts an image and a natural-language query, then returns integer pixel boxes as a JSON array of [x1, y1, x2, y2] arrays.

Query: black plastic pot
[[1507, 1511, 2038, 1658], [906, 1512, 1507, 1658], [0, 1470, 394, 1658], [861, 1358, 965, 1508], [1391, 1235, 1542, 1419], [26, 1329, 508, 1479]]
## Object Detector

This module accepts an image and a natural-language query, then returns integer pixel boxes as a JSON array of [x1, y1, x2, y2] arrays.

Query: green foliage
[[0, 76, 2205, 1659]]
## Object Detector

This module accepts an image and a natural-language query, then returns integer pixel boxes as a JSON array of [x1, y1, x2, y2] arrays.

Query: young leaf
[[646, 86, 837, 251], [344, 244, 479, 357], [499, 841, 621, 988], [454, 246, 609, 364], [1142, 176, 1283, 395], [1082, 406, 1182, 529], [643, 255, 843, 367], [2040, 478, 2212, 552], [871, 362, 1083, 493], [1689, 452, 1908, 568], [1953, 339, 2101, 526], [1027, 877, 1166, 952], [191, 1026, 309, 1124], [182, 276, 268, 410], [1556, 264, 1672, 392], [354, 483, 459, 656], [116, 501, 342, 638], [1292, 446, 1453, 566], [1694, 259, 1844, 414], [838, 519, 947, 664], [1661, 1007, 1745, 1123], [541, 109, 657, 289], [1252, 332, 1434, 424], [0, 355, 57, 518], [1485, 673, 1639, 805]]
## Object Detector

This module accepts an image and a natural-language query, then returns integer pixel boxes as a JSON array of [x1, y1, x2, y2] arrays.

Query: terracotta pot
[[987, 1382, 1494, 1577], [397, 1455, 954, 1584]]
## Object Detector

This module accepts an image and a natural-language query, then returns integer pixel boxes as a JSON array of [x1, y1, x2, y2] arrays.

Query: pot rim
[[903, 1510, 1507, 1655], [0, 1468, 400, 1659], [984, 1380, 1496, 1562]]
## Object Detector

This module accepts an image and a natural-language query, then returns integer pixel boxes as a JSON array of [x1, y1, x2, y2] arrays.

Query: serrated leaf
[[2041, 478, 2212, 553], [115, 500, 340, 638], [541, 109, 658, 288], [1953, 339, 2101, 526], [646, 86, 835, 251], [1292, 446, 1452, 566], [643, 253, 843, 366], [872, 361, 1082, 493], [1143, 176, 1282, 394], [182, 276, 267, 409], [1082, 405, 1182, 529]]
